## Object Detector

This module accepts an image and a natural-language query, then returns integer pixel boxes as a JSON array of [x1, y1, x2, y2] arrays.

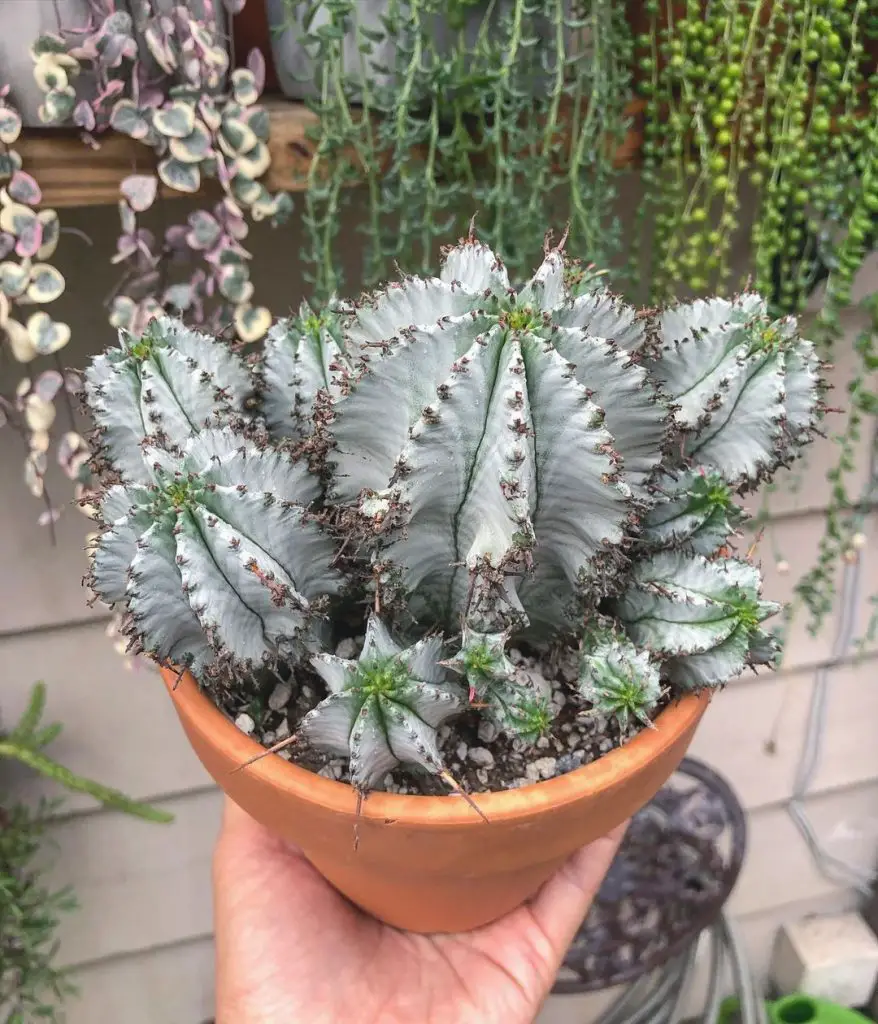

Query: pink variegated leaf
[[38, 507, 62, 527], [247, 48, 266, 94], [118, 199, 136, 236], [8, 171, 42, 206], [34, 369, 64, 403], [111, 233, 139, 264], [120, 173, 158, 212], [73, 100, 97, 131], [15, 219, 43, 259], [164, 224, 189, 251]]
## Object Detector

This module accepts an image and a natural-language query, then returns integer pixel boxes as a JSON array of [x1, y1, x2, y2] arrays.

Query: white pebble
[[536, 736, 550, 750], [234, 713, 255, 735], [275, 720, 290, 740], [533, 756, 557, 779], [477, 719, 499, 744], [519, 668, 552, 701], [599, 739, 613, 753], [475, 768, 489, 786], [567, 733, 581, 749], [301, 684, 314, 701], [262, 730, 276, 745], [335, 638, 358, 659], [438, 725, 452, 742], [558, 659, 578, 684], [383, 773, 395, 789], [268, 682, 292, 712], [552, 691, 567, 709], [456, 741, 468, 761], [525, 761, 542, 781], [468, 746, 495, 768], [317, 765, 336, 779]]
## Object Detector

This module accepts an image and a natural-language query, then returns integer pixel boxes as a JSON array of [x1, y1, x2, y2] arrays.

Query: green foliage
[[0, 684, 171, 1021], [1, 683, 173, 823], [84, 232, 822, 788], [0, 799, 76, 1023]]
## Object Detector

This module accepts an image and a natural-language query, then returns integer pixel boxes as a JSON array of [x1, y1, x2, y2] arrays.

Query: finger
[[527, 822, 628, 957]]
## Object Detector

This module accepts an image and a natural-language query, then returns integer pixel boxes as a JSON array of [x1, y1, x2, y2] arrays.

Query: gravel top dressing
[[222, 637, 662, 797]]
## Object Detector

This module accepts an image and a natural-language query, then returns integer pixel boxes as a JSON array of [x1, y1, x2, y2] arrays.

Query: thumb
[[526, 823, 628, 957]]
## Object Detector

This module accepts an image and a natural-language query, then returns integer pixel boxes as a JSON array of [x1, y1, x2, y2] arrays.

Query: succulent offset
[[84, 231, 823, 791]]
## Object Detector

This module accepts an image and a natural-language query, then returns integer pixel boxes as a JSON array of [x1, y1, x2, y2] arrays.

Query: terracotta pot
[[162, 668, 709, 933]]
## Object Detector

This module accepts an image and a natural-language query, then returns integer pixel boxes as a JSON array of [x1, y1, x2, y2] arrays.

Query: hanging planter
[[0, 0, 227, 128], [0, 1, 86, 126], [262, 0, 584, 102]]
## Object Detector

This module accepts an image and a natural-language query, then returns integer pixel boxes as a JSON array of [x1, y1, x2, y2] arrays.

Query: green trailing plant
[[630, 0, 878, 637], [83, 231, 822, 791], [1, 683, 170, 1022], [1, 682, 172, 824], [0, 86, 92, 534], [283, 0, 634, 296], [0, 798, 76, 1023]]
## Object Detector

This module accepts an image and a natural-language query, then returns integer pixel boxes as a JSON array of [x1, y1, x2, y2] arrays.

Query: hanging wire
[[786, 418, 878, 895]]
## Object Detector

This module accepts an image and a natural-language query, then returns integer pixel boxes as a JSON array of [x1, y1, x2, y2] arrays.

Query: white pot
[[264, 0, 579, 101], [0, 0, 89, 126], [1, 0, 226, 128]]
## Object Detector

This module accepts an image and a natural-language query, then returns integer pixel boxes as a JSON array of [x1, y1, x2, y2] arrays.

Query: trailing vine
[[284, 0, 634, 295], [0, 0, 294, 535], [0, 86, 88, 532]]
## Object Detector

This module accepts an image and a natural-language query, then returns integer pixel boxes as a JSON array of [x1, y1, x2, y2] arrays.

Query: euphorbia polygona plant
[[83, 232, 823, 792]]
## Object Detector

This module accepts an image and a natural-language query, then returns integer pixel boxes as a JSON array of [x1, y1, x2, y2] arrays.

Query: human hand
[[213, 797, 626, 1024]]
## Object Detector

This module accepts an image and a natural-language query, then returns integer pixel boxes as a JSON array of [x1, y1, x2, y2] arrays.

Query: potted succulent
[[81, 230, 822, 933]]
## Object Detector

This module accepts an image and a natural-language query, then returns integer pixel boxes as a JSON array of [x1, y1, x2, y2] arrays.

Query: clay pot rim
[[163, 667, 709, 826]]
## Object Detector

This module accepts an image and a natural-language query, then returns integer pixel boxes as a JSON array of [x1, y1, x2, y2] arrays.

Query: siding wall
[[2, 200, 878, 1023]]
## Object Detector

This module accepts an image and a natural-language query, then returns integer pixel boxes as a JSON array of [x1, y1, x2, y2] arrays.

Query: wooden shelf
[[16, 99, 320, 209], [15, 96, 646, 210]]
